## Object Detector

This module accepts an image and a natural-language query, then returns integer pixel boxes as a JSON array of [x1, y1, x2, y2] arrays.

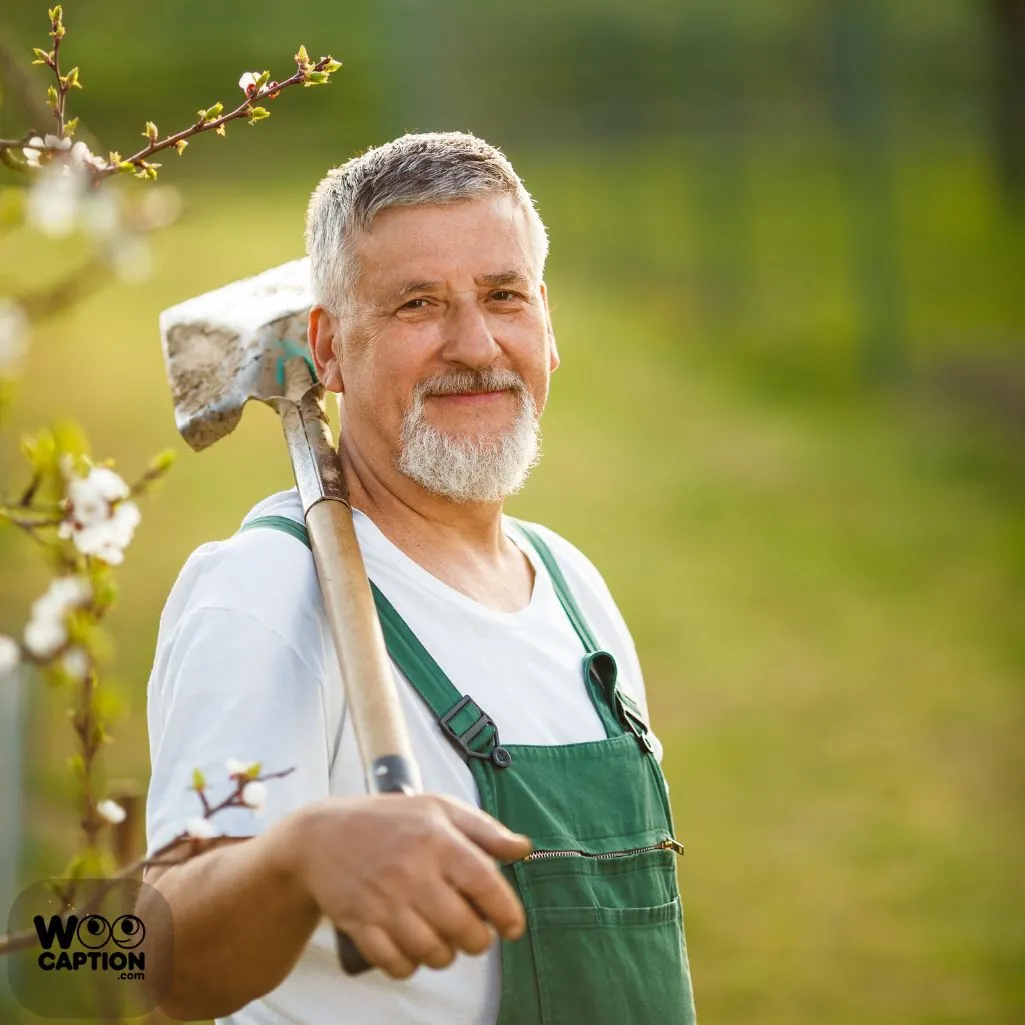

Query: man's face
[[316, 193, 559, 502]]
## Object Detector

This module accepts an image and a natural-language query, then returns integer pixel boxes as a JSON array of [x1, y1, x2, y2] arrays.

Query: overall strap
[[509, 519, 649, 744], [237, 514, 509, 766]]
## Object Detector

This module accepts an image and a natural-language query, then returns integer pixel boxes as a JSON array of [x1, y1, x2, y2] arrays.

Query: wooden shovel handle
[[305, 498, 421, 786], [278, 370, 423, 975], [306, 500, 421, 976]]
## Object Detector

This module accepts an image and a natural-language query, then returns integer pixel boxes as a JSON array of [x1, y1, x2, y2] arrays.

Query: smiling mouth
[[429, 389, 511, 403]]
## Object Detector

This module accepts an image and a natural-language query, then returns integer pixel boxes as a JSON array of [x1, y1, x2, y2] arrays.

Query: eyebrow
[[386, 271, 532, 304]]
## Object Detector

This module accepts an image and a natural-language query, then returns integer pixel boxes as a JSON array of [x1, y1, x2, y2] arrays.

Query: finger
[[390, 906, 457, 970], [414, 883, 497, 956], [349, 924, 418, 980], [437, 798, 533, 862], [444, 843, 527, 942]]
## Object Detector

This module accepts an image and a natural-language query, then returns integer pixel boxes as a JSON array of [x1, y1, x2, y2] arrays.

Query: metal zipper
[[523, 837, 685, 861]]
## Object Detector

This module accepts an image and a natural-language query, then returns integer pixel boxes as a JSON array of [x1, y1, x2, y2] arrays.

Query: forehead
[[352, 194, 539, 298]]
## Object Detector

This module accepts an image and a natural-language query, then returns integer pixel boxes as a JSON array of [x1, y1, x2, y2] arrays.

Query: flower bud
[[97, 799, 126, 825]]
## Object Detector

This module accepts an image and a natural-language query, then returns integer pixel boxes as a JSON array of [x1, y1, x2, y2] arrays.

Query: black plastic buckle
[[438, 695, 513, 769]]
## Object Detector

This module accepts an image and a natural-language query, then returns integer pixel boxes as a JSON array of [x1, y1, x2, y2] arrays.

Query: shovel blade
[[159, 258, 314, 451]]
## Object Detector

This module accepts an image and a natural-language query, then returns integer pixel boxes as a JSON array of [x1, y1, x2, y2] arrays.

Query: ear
[[540, 281, 559, 373], [308, 305, 343, 393]]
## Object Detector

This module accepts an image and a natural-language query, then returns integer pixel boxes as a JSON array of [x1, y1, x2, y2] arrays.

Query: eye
[[400, 297, 430, 311], [110, 914, 146, 949], [490, 290, 521, 302], [77, 915, 110, 949]]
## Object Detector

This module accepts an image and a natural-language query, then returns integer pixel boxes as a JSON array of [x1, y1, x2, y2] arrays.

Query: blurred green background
[[2, 0, 1024, 1022]]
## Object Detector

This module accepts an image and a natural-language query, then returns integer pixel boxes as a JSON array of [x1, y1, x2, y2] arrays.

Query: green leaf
[[62, 853, 86, 882], [65, 66, 80, 89], [246, 762, 262, 779], [64, 116, 78, 136], [295, 44, 310, 65], [192, 767, 206, 791], [205, 101, 224, 119], [21, 428, 57, 472], [247, 106, 270, 123], [143, 121, 158, 141], [150, 448, 177, 473], [304, 71, 329, 86], [47, 85, 58, 107], [32, 47, 51, 65], [323, 59, 342, 73], [256, 70, 271, 88]]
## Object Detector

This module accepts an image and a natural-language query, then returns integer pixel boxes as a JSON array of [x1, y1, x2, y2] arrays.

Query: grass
[[1, 142, 1023, 1023]]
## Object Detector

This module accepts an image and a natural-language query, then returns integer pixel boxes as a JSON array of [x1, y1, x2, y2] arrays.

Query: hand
[[285, 793, 532, 978]]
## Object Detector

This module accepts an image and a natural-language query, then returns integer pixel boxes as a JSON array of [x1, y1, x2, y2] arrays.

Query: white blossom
[[69, 500, 141, 564], [185, 817, 218, 840], [59, 466, 141, 564], [241, 780, 267, 815], [26, 163, 87, 237], [0, 298, 30, 374], [69, 140, 106, 173], [0, 635, 21, 677], [22, 135, 45, 168], [31, 575, 92, 623], [97, 799, 126, 825], [238, 71, 261, 96], [23, 616, 68, 659], [226, 758, 259, 777], [23, 576, 92, 660], [84, 466, 131, 503], [23, 134, 72, 169], [61, 645, 91, 681]]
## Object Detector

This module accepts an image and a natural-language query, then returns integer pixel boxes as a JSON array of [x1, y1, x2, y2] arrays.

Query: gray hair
[[304, 131, 549, 313]]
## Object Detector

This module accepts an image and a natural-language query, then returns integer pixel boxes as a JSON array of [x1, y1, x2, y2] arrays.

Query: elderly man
[[144, 131, 696, 1025]]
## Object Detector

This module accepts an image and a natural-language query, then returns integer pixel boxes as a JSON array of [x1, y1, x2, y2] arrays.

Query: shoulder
[[156, 489, 323, 653]]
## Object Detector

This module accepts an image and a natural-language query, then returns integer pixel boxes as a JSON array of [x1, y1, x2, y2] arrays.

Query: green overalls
[[241, 514, 697, 1024]]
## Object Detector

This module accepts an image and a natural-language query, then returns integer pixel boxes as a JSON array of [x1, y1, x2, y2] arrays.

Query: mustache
[[413, 367, 527, 399]]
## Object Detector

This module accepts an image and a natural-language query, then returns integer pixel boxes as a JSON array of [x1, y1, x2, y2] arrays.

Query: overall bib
[[242, 514, 698, 1024]]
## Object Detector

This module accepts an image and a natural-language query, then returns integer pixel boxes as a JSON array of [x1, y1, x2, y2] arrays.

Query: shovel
[[159, 256, 422, 974]]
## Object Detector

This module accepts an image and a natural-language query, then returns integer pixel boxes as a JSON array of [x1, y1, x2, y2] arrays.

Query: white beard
[[396, 367, 541, 503]]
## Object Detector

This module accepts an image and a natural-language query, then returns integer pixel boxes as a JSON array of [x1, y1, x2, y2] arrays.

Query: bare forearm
[[145, 814, 321, 1021]]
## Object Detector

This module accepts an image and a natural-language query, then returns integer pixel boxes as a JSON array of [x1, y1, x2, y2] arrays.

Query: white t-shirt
[[145, 488, 661, 1025]]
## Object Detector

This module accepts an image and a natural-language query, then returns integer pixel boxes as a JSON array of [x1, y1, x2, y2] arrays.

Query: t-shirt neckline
[[352, 508, 555, 628]]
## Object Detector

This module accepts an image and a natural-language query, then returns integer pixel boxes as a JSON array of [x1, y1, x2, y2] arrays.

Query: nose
[[440, 294, 502, 369]]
